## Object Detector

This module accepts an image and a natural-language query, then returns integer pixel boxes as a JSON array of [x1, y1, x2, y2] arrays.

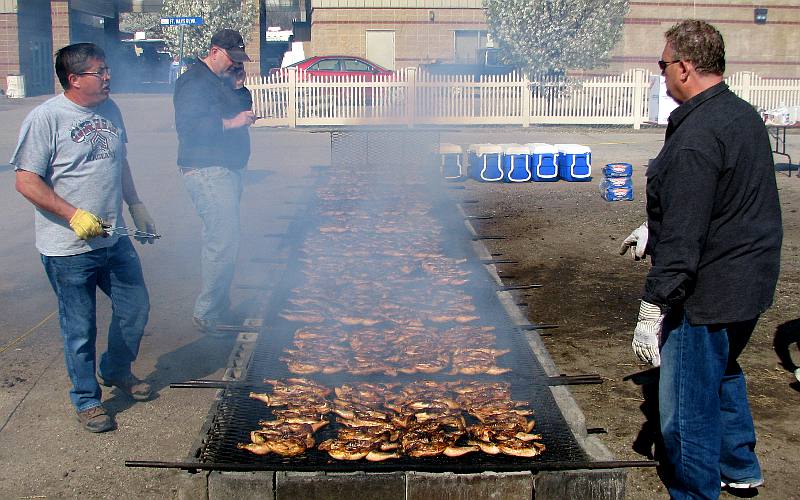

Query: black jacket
[[644, 82, 782, 324], [221, 85, 253, 170], [173, 61, 240, 169]]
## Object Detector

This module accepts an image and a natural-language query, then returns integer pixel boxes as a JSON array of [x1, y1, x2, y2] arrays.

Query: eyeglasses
[[77, 66, 111, 78], [658, 60, 680, 72]]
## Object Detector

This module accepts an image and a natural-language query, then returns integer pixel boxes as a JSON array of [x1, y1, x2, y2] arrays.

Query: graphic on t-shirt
[[70, 117, 120, 161]]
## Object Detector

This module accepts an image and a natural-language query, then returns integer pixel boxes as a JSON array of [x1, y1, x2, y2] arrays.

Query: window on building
[[454, 30, 488, 64]]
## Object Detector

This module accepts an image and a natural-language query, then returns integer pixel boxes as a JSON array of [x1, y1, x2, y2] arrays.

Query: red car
[[270, 56, 394, 80]]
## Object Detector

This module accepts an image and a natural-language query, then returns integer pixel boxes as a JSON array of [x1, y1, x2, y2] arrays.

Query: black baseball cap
[[210, 29, 250, 62]]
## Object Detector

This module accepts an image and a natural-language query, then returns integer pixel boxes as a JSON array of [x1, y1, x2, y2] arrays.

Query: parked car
[[270, 56, 396, 110], [420, 48, 516, 80], [270, 55, 394, 80]]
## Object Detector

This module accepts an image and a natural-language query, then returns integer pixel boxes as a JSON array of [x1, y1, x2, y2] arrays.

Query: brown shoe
[[98, 373, 153, 401], [76, 405, 115, 433]]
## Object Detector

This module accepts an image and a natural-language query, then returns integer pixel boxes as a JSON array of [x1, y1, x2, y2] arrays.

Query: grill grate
[[190, 131, 590, 471]]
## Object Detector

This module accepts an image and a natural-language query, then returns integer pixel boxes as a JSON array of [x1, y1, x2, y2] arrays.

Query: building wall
[[308, 1, 800, 78], [0, 10, 19, 93], [608, 0, 800, 78], [309, 7, 486, 68]]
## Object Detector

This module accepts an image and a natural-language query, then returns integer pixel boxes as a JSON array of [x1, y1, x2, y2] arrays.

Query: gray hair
[[665, 20, 725, 75]]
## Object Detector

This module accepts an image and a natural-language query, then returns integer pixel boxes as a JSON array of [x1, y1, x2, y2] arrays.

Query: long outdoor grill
[[130, 132, 639, 493], [187, 130, 590, 473]]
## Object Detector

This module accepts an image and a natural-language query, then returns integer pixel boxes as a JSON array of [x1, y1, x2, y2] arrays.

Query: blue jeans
[[182, 167, 242, 323], [659, 312, 762, 499], [42, 237, 150, 412]]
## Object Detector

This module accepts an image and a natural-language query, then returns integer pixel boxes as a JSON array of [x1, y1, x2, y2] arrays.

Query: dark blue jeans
[[659, 313, 762, 499], [42, 237, 149, 412]]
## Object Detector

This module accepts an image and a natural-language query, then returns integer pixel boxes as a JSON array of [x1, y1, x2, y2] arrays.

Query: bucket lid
[[473, 144, 503, 155], [439, 143, 462, 154]]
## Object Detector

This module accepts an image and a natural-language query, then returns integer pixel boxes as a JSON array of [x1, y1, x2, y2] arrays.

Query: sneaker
[[192, 316, 227, 338], [721, 478, 764, 489], [76, 405, 115, 433], [98, 372, 152, 401]]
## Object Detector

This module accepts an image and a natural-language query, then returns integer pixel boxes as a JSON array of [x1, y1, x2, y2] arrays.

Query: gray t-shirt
[[10, 94, 128, 256]]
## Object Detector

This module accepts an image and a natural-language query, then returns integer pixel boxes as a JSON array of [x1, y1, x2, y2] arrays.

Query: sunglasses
[[658, 60, 680, 72], [77, 66, 111, 78]]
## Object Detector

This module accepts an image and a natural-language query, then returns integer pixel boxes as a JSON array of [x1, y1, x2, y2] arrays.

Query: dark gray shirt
[[173, 61, 232, 169], [644, 82, 782, 324]]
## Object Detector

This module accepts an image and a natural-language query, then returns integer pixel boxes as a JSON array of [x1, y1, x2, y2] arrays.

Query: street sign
[[160, 17, 204, 27]]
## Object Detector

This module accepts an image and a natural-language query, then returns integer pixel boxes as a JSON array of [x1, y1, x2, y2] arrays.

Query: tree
[[484, 0, 629, 77], [160, 0, 257, 59], [119, 12, 164, 39]]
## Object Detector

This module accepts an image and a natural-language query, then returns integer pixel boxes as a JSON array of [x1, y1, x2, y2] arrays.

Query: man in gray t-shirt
[[11, 43, 158, 433]]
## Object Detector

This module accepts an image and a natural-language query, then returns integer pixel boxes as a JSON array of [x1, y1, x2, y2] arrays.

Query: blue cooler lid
[[502, 144, 531, 155], [555, 143, 592, 154], [526, 142, 557, 154]]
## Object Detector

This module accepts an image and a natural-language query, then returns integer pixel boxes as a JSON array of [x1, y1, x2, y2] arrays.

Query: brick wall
[[51, 0, 69, 91], [0, 11, 19, 94], [606, 1, 800, 78]]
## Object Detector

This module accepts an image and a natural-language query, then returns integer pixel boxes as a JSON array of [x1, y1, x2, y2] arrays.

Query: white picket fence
[[248, 68, 800, 129]]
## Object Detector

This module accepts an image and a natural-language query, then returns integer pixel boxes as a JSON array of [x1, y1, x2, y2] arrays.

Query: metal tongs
[[102, 224, 161, 239]]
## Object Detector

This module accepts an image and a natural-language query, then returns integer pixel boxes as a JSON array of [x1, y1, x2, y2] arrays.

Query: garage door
[[366, 30, 395, 70]]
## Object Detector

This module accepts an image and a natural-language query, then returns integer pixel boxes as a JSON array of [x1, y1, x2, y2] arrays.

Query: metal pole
[[179, 25, 185, 66]]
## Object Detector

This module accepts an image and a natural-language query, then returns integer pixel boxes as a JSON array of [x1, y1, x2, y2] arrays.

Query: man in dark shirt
[[619, 20, 781, 498], [173, 29, 257, 335]]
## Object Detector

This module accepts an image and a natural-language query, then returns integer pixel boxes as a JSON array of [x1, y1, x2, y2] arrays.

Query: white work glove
[[128, 202, 157, 244], [632, 300, 664, 367], [619, 221, 649, 260]]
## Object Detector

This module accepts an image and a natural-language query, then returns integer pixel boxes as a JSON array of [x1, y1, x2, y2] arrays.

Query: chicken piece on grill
[[279, 310, 326, 323], [497, 439, 547, 458], [317, 439, 374, 461], [467, 439, 501, 455], [260, 414, 329, 432], [238, 421, 315, 457], [443, 445, 480, 457], [365, 450, 401, 462], [402, 436, 450, 458], [237, 442, 273, 455]]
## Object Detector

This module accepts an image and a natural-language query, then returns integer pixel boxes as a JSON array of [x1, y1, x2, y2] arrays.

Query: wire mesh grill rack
[[180, 130, 592, 472]]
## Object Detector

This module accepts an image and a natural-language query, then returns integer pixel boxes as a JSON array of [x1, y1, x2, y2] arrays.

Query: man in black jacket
[[619, 20, 781, 499], [173, 29, 256, 334]]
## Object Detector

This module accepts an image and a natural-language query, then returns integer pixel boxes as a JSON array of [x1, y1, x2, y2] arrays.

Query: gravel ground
[[443, 127, 800, 500]]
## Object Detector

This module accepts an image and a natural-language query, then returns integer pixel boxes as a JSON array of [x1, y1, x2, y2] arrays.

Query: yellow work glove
[[128, 202, 157, 244], [68, 208, 106, 240]]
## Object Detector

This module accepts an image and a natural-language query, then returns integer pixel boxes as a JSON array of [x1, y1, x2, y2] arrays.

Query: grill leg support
[[276, 472, 406, 499], [176, 470, 209, 500], [407, 472, 533, 500], [208, 471, 275, 499], [533, 469, 626, 500]]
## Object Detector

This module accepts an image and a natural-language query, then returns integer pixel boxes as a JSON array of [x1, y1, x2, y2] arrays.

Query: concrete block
[[534, 469, 626, 500], [208, 471, 275, 500], [276, 471, 406, 500], [176, 470, 208, 500], [407, 471, 533, 500]]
